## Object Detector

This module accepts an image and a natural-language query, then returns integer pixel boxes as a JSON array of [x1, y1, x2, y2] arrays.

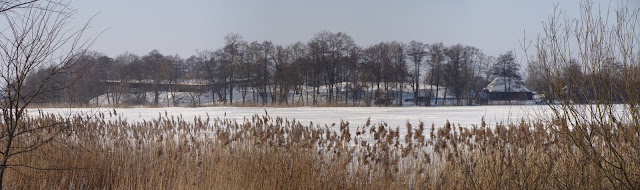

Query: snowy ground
[[29, 105, 552, 129]]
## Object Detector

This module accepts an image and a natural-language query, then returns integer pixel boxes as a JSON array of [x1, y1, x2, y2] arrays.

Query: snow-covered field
[[29, 105, 552, 129]]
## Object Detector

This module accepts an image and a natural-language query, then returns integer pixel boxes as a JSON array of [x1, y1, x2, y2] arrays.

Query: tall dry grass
[[2, 111, 638, 189]]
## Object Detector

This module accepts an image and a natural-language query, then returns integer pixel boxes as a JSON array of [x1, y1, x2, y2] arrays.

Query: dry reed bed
[[3, 111, 639, 189]]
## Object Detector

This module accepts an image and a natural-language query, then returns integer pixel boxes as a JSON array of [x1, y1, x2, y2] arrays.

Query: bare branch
[[0, 0, 39, 13]]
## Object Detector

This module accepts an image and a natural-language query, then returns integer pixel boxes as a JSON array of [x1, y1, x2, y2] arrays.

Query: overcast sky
[[72, 0, 639, 61]]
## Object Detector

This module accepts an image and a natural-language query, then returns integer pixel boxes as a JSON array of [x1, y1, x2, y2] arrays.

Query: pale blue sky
[[72, 0, 639, 60]]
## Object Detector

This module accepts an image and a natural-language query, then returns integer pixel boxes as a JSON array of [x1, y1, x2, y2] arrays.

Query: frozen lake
[[29, 105, 552, 128]]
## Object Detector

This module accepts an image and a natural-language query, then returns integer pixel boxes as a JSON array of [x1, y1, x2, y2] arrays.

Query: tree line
[[27, 31, 528, 106]]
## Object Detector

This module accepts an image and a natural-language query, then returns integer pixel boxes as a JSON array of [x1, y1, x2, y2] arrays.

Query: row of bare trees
[[25, 32, 532, 106]]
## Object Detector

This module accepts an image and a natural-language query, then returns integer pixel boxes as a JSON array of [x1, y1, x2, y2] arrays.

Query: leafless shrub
[[530, 0, 640, 188], [0, 0, 93, 186]]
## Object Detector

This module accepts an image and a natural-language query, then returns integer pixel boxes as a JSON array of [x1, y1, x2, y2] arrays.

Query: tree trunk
[[0, 133, 14, 188]]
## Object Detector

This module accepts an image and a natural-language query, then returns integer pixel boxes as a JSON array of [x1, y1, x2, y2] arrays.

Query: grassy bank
[[3, 112, 639, 189]]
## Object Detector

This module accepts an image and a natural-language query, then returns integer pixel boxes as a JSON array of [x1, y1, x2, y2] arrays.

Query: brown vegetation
[[3, 111, 638, 189], [3, 1, 639, 189]]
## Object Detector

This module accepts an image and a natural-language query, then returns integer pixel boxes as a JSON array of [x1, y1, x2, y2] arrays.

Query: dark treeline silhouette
[[526, 57, 635, 104], [25, 31, 574, 107]]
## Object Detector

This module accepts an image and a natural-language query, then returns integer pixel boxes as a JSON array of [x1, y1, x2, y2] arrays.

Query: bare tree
[[443, 44, 473, 105], [0, 0, 92, 186], [197, 50, 220, 106], [110, 53, 139, 105], [427, 43, 446, 105], [462, 47, 489, 105], [533, 1, 640, 188], [219, 33, 246, 105], [64, 52, 111, 105], [289, 41, 308, 105], [390, 41, 407, 106], [141, 50, 170, 106], [308, 31, 355, 104], [407, 41, 427, 105], [166, 55, 183, 106], [491, 51, 522, 100]]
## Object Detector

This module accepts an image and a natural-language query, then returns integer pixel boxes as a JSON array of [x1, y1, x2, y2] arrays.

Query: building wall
[[488, 92, 533, 101]]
